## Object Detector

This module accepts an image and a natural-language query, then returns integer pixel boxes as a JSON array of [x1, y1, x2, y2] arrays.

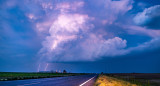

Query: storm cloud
[[1, 0, 160, 72], [37, 0, 130, 62]]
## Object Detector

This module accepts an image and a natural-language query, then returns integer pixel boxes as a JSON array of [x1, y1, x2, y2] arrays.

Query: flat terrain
[[0, 72, 85, 81], [1, 73, 160, 86], [95, 75, 137, 86], [107, 73, 160, 86], [0, 74, 97, 86]]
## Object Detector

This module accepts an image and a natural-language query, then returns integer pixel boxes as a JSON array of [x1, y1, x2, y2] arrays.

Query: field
[[95, 73, 160, 86], [94, 75, 137, 86], [0, 72, 85, 81], [108, 73, 160, 86]]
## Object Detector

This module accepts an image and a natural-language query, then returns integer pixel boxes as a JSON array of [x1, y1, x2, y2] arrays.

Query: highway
[[0, 74, 97, 86]]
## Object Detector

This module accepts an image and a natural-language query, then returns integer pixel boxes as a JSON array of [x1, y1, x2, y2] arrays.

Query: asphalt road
[[0, 74, 97, 86]]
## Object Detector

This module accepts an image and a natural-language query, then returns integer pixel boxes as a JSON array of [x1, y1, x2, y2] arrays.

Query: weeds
[[94, 75, 138, 86]]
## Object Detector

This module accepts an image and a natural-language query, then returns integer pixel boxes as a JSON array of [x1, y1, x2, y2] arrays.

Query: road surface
[[0, 74, 97, 86]]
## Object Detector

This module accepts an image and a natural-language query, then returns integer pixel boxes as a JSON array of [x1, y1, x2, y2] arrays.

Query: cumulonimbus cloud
[[35, 0, 160, 63], [2, 0, 160, 72], [37, 1, 130, 62], [40, 13, 93, 53]]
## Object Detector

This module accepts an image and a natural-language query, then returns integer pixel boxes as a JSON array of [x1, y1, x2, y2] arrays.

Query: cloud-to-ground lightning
[[44, 63, 49, 71], [37, 64, 41, 72]]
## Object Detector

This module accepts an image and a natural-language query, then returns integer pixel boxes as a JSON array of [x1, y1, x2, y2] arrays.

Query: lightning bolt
[[38, 64, 41, 72], [44, 63, 49, 71]]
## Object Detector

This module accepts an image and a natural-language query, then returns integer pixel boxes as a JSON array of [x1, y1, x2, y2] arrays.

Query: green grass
[[0, 72, 85, 81]]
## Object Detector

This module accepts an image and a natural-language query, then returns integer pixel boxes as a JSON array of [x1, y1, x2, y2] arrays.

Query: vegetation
[[107, 75, 150, 86], [94, 75, 138, 86], [107, 73, 160, 86], [0, 72, 85, 81], [94, 74, 160, 86]]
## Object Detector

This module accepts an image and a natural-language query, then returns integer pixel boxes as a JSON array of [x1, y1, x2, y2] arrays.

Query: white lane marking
[[79, 76, 96, 86]]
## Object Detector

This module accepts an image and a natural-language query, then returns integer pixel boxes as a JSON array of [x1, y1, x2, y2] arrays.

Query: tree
[[63, 70, 67, 73]]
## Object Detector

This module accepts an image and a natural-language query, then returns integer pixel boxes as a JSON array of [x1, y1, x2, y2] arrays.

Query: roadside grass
[[107, 75, 151, 86], [94, 74, 138, 86], [0, 72, 85, 81], [108, 74, 160, 86]]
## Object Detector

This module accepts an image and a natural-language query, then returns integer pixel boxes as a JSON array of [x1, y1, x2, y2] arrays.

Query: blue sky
[[0, 0, 160, 73]]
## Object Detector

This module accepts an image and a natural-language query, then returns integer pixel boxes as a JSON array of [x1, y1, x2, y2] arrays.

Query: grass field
[[0, 72, 85, 81], [107, 73, 160, 86], [94, 73, 160, 86], [94, 75, 137, 86]]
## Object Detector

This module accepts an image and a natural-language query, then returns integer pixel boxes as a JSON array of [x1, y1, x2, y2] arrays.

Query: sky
[[0, 0, 160, 73]]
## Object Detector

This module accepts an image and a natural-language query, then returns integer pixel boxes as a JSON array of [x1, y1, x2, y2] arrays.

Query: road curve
[[0, 74, 97, 86]]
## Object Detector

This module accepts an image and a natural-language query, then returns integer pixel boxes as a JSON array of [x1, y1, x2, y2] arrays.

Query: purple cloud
[[1, 0, 160, 72], [36, 0, 132, 63]]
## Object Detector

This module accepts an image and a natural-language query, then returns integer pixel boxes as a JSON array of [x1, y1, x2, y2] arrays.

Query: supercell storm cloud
[[38, 1, 129, 62], [0, 0, 160, 72]]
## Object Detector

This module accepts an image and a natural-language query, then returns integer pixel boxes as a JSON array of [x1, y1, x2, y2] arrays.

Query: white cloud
[[77, 35, 127, 61], [119, 24, 160, 38], [40, 33, 127, 62], [50, 14, 91, 33], [134, 5, 160, 29], [99, 0, 133, 24], [48, 13, 93, 50], [55, 1, 84, 13], [38, 12, 94, 61], [106, 0, 133, 14], [41, 2, 53, 10], [26, 0, 160, 63], [127, 37, 160, 53], [36, 21, 52, 32], [26, 13, 37, 20], [36, 0, 131, 62]]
